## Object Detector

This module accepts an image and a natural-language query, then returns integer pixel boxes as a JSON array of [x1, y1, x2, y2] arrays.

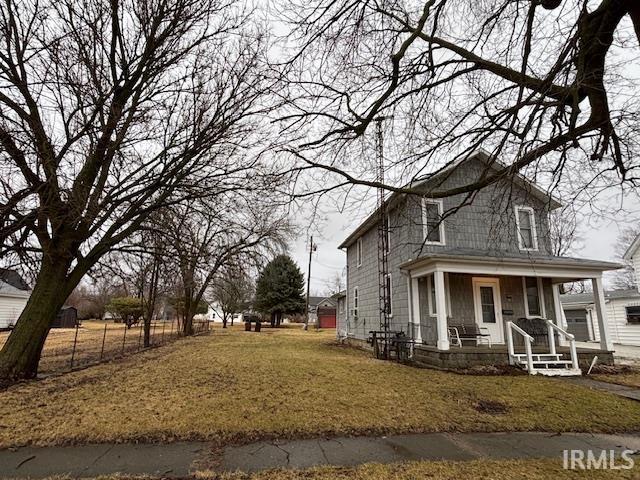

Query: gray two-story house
[[338, 150, 619, 374]]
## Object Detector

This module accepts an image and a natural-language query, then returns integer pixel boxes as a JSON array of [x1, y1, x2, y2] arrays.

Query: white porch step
[[512, 354, 582, 376], [513, 353, 563, 362], [534, 367, 582, 377]]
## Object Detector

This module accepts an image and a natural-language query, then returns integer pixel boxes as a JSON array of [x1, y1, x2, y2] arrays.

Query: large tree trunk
[[0, 259, 72, 386]]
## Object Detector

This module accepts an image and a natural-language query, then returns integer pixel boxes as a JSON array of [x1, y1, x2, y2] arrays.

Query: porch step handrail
[[545, 319, 579, 370], [506, 321, 535, 374]]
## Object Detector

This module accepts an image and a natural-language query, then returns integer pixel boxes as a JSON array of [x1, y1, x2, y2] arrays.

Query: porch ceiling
[[400, 251, 622, 283]]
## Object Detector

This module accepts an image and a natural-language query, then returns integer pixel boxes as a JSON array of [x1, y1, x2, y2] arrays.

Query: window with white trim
[[353, 287, 359, 317], [515, 206, 538, 251], [422, 199, 445, 245], [384, 273, 392, 316], [523, 276, 544, 317], [356, 237, 363, 267]]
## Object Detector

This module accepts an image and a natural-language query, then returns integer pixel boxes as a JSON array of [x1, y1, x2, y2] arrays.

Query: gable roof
[[624, 233, 640, 261], [0, 269, 29, 291], [308, 296, 336, 307], [338, 149, 562, 249], [0, 279, 30, 299]]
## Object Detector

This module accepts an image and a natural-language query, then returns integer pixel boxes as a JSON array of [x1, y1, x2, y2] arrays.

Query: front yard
[[0, 327, 639, 448]]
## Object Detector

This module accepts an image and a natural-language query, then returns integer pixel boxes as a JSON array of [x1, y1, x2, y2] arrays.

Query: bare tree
[[279, 0, 640, 209], [323, 271, 345, 297], [613, 226, 640, 289], [211, 264, 254, 328], [162, 194, 289, 335], [549, 205, 583, 257], [0, 0, 273, 384]]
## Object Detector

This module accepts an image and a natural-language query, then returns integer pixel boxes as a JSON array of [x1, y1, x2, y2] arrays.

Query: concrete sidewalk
[[2, 432, 640, 478]]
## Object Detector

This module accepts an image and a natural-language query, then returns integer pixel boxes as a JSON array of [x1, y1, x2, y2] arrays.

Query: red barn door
[[317, 307, 336, 328]]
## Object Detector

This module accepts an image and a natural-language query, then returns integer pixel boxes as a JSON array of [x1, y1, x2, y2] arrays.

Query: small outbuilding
[[52, 306, 79, 329]]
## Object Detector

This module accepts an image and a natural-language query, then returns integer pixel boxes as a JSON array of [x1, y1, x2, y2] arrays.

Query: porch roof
[[399, 249, 622, 282]]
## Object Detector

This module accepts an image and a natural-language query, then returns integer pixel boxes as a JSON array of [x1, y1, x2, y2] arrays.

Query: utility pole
[[304, 236, 316, 331]]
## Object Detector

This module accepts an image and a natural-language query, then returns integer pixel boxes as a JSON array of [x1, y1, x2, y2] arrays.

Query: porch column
[[434, 269, 449, 350], [592, 276, 613, 351], [551, 284, 567, 347], [411, 277, 422, 344]]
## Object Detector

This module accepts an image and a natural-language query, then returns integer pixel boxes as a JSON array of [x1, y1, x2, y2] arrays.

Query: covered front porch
[[400, 253, 619, 373]]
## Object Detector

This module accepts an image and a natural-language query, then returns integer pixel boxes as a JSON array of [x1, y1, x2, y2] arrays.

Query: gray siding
[[344, 157, 557, 342], [398, 158, 554, 257]]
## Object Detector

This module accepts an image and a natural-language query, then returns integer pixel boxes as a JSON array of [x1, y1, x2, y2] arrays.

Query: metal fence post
[[121, 324, 127, 354], [69, 320, 80, 370], [152, 320, 157, 346], [137, 322, 143, 350], [161, 320, 166, 344], [99, 323, 108, 361]]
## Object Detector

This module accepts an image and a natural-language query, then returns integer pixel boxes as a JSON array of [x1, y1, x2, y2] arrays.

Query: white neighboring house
[[195, 302, 245, 324], [0, 269, 31, 330], [561, 233, 640, 346]]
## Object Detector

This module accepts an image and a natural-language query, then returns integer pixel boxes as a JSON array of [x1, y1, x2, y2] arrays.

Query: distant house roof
[[561, 288, 640, 306], [308, 296, 336, 307], [0, 279, 30, 299], [0, 268, 29, 291], [338, 149, 562, 249], [624, 233, 640, 261]]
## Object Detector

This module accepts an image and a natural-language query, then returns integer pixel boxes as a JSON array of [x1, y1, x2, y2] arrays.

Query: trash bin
[[255, 321, 262, 332], [244, 321, 251, 332]]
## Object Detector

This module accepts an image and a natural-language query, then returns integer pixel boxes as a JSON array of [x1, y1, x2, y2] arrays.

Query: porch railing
[[545, 319, 579, 370], [506, 321, 535, 374]]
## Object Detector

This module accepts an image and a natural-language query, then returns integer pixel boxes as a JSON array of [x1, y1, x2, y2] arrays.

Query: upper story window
[[523, 277, 544, 317], [422, 199, 445, 245], [356, 237, 363, 267], [515, 206, 538, 251]]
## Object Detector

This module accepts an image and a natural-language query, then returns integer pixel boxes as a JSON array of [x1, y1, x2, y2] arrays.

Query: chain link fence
[[0, 319, 210, 376]]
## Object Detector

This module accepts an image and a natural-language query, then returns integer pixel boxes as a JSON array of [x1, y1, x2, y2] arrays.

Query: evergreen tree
[[254, 255, 306, 327]]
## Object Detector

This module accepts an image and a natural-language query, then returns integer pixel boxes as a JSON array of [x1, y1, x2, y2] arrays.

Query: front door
[[473, 278, 504, 344]]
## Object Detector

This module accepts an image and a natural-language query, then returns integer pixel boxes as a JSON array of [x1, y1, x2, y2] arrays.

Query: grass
[[589, 364, 640, 389], [1, 327, 640, 448], [42, 459, 640, 480], [0, 319, 187, 375], [592, 373, 640, 388], [211, 459, 639, 480]]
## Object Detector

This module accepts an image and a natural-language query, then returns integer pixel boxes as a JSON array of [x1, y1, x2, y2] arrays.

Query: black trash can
[[244, 321, 251, 332]]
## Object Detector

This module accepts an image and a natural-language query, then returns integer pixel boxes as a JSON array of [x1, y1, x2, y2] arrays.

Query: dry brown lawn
[[211, 458, 639, 480], [0, 328, 639, 448], [590, 365, 640, 389], [43, 459, 639, 480], [592, 372, 640, 389], [0, 320, 181, 374]]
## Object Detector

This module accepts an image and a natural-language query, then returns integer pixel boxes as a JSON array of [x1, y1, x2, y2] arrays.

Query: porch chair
[[448, 324, 492, 348]]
